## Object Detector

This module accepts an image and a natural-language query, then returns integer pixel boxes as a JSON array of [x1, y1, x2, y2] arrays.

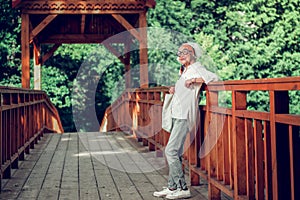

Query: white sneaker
[[153, 187, 177, 197], [165, 189, 191, 199]]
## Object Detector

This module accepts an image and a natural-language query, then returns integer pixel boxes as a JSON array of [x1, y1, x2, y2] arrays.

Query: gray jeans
[[165, 118, 189, 190]]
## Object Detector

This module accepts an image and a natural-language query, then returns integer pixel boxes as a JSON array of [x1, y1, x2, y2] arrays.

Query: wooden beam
[[42, 43, 61, 64], [12, 0, 22, 8], [21, 13, 30, 89], [124, 41, 131, 88], [41, 34, 126, 44], [146, 0, 156, 8], [16, 1, 148, 14], [21, 10, 144, 15], [111, 14, 142, 43], [138, 11, 148, 88], [81, 15, 86, 34], [30, 14, 58, 42], [103, 43, 126, 64]]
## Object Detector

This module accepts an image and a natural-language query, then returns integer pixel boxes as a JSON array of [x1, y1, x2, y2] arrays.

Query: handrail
[[0, 87, 63, 191], [100, 76, 300, 200]]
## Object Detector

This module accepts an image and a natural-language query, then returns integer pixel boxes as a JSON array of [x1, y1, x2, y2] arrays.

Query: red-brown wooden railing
[[0, 86, 64, 191], [100, 76, 300, 200]]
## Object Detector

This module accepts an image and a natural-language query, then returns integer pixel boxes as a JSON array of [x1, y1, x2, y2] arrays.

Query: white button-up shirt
[[171, 62, 218, 130]]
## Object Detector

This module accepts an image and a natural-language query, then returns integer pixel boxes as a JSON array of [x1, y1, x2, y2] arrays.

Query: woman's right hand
[[169, 87, 175, 94]]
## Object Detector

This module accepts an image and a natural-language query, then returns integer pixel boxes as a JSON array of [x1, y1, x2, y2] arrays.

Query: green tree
[[0, 0, 21, 86]]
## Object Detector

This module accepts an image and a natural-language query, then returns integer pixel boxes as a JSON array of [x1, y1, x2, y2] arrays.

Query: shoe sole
[[166, 194, 191, 199], [153, 193, 168, 198]]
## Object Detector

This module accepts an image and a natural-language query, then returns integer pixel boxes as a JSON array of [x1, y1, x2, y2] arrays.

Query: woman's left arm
[[185, 77, 205, 88]]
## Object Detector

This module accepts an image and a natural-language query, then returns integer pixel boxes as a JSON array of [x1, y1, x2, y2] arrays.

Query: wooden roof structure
[[12, 0, 156, 89]]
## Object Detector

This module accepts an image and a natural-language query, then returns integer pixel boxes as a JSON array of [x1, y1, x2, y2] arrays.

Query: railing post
[[269, 91, 291, 200], [148, 91, 155, 151], [142, 91, 149, 146], [207, 90, 221, 200], [128, 91, 134, 134], [232, 91, 247, 199], [19, 94, 25, 160]]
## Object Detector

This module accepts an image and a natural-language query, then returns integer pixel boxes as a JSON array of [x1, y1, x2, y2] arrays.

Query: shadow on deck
[[0, 132, 212, 200]]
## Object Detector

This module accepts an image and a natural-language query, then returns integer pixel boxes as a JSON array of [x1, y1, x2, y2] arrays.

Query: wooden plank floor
[[0, 132, 209, 200]]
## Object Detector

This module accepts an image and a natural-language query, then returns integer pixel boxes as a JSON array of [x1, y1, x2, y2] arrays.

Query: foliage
[[0, 0, 21, 86]]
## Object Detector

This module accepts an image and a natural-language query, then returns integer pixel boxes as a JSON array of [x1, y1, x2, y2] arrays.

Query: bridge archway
[[12, 0, 156, 89]]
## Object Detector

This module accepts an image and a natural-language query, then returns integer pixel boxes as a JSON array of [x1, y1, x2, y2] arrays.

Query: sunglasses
[[176, 49, 193, 57]]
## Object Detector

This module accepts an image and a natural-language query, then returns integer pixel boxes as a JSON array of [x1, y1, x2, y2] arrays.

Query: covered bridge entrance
[[12, 0, 156, 89]]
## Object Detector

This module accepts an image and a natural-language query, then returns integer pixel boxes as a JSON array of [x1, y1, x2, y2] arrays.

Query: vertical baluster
[[25, 94, 29, 154], [216, 114, 224, 181], [254, 120, 264, 199], [222, 115, 230, 185], [245, 118, 254, 199], [289, 124, 300, 200], [263, 121, 272, 200]]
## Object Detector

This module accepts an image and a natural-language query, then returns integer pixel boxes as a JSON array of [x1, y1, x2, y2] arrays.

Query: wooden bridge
[[1, 77, 300, 199], [2, 1, 300, 199]]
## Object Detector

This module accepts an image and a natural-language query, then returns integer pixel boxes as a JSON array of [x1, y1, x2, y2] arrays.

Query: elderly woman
[[153, 42, 218, 199]]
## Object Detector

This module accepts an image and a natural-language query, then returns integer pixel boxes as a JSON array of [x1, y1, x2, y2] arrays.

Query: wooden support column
[[21, 13, 30, 89], [33, 43, 41, 90], [269, 91, 291, 200], [232, 91, 247, 199], [139, 11, 148, 88], [124, 42, 131, 88]]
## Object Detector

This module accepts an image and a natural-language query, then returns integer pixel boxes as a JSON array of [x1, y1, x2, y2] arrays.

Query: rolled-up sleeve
[[192, 65, 218, 84], [201, 69, 219, 83]]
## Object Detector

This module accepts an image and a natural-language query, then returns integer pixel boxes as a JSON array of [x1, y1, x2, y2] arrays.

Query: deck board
[[1, 132, 209, 200]]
